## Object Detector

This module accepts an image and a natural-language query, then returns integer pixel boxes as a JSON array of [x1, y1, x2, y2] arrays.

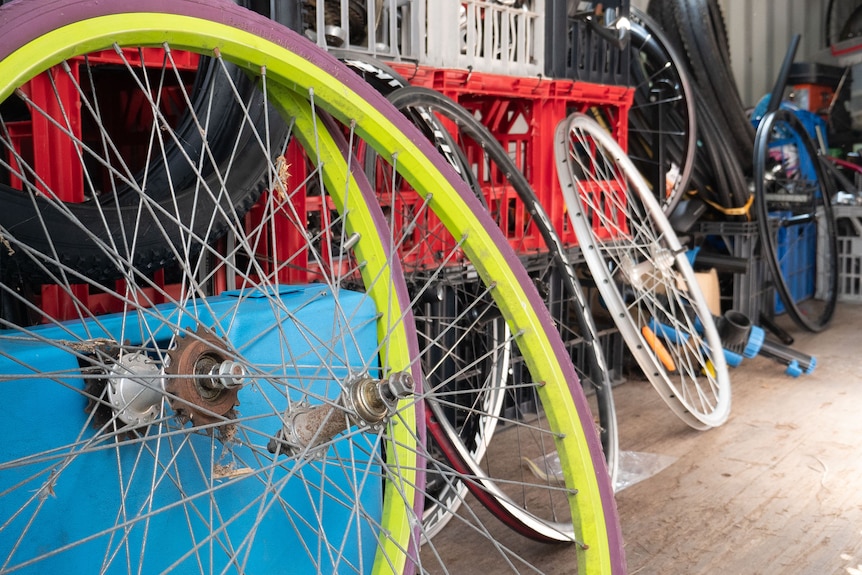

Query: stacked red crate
[[388, 63, 632, 250]]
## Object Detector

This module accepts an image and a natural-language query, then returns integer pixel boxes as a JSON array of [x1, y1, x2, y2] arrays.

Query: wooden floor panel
[[615, 303, 862, 575]]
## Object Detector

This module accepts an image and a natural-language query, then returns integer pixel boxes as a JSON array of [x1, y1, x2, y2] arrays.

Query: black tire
[[754, 108, 838, 332], [670, 0, 754, 173], [0, 136, 270, 284]]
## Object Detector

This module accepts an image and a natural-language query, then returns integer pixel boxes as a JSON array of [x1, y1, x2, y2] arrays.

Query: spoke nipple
[[342, 232, 361, 251]]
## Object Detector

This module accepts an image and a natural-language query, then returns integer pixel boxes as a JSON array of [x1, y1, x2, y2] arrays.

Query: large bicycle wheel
[[0, 11, 422, 575], [384, 85, 619, 540], [555, 112, 731, 430], [753, 108, 838, 332], [0, 2, 624, 574], [343, 56, 619, 532]]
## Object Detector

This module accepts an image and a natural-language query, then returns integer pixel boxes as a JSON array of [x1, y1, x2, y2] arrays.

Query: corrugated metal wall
[[633, 0, 828, 107], [719, 0, 825, 107]]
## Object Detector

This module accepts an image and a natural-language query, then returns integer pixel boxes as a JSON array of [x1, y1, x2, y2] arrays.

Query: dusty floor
[[614, 303, 862, 575]]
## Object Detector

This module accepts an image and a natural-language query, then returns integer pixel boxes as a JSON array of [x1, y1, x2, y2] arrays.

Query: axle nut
[[386, 371, 415, 400]]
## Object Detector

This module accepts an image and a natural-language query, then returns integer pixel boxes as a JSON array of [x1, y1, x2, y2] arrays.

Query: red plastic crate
[[387, 63, 633, 252], [7, 49, 200, 203]]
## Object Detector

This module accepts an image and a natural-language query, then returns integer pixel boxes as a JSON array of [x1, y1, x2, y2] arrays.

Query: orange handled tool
[[641, 325, 677, 373]]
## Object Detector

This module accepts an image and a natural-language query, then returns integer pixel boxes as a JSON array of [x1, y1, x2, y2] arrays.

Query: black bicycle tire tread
[[701, 0, 751, 138], [682, 0, 754, 172], [0, 162, 267, 284], [707, 0, 733, 76], [669, 0, 753, 175], [668, 0, 736, 142]]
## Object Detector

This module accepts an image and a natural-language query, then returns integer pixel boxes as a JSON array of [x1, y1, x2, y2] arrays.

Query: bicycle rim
[[555, 112, 731, 430], [754, 108, 838, 332]]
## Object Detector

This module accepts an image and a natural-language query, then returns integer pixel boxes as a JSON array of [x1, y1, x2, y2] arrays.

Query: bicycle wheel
[[359, 98, 623, 561], [343, 56, 620, 532], [384, 85, 619, 539], [555, 112, 731, 430], [628, 7, 696, 214], [0, 10, 423, 575], [0, 2, 624, 574], [753, 108, 838, 332]]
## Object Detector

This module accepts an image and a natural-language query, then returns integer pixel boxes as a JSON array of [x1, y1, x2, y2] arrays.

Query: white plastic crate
[[301, 0, 423, 60], [421, 0, 544, 76], [301, 1, 543, 76], [834, 205, 862, 302]]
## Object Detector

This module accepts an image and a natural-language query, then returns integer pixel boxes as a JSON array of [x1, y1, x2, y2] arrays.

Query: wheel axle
[[267, 371, 414, 457]]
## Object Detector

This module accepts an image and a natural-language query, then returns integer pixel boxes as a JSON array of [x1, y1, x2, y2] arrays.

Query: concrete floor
[[614, 302, 862, 575]]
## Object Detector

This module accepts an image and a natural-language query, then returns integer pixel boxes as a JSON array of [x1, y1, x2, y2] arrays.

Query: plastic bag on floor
[[614, 450, 678, 491], [524, 450, 678, 491]]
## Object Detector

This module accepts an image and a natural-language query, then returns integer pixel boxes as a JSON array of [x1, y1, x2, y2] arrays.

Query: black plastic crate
[[788, 62, 847, 89], [545, 0, 631, 86], [695, 220, 774, 326]]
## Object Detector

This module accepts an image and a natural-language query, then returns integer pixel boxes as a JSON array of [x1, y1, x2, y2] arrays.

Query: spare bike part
[[753, 108, 838, 332], [555, 112, 731, 430], [385, 85, 619, 541]]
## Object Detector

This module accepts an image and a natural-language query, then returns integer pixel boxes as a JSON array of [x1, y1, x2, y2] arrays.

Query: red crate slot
[[577, 179, 630, 242], [20, 65, 84, 200], [84, 48, 200, 70], [10, 50, 200, 202]]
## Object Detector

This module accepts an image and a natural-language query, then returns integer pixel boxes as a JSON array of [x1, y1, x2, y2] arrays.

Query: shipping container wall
[[719, 0, 825, 107]]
